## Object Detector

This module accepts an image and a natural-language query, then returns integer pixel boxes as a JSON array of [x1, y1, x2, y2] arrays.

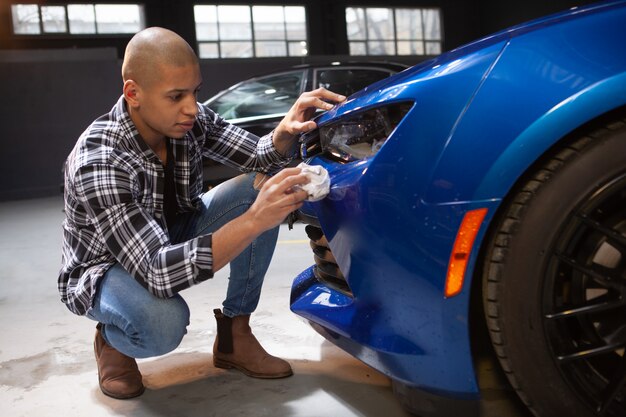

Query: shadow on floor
[[95, 349, 408, 417]]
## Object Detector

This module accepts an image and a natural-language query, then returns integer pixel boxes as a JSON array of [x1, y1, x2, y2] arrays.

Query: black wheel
[[483, 116, 626, 417]]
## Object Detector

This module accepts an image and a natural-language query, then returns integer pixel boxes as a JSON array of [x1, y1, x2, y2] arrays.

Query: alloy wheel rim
[[542, 173, 626, 416]]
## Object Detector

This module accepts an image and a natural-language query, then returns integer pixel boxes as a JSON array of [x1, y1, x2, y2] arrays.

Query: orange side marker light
[[445, 208, 488, 298]]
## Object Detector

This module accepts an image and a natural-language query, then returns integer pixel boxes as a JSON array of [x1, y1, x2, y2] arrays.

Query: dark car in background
[[201, 62, 408, 185]]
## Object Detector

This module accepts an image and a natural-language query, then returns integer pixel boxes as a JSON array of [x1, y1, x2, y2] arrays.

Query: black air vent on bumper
[[305, 225, 353, 297]]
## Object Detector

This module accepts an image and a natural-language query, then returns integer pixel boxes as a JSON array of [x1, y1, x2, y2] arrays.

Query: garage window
[[10, 3, 145, 35], [346, 7, 442, 56], [194, 4, 308, 59]]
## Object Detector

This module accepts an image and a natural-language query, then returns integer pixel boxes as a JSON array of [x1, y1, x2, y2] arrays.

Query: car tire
[[482, 115, 626, 417]]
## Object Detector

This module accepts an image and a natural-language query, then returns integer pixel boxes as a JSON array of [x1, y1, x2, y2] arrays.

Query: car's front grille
[[304, 225, 353, 297]]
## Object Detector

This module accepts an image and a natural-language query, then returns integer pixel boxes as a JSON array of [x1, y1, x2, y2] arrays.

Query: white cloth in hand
[[296, 162, 330, 201]]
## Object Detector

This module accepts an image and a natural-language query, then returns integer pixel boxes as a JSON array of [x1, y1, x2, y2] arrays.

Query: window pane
[[198, 42, 219, 59], [220, 41, 253, 58], [395, 9, 423, 40], [194, 5, 218, 41], [398, 40, 424, 55], [368, 40, 395, 55], [68, 5, 96, 34], [349, 41, 366, 55], [208, 71, 305, 118], [425, 41, 442, 55], [95, 4, 145, 34], [195, 5, 306, 58], [346, 7, 442, 55], [256, 41, 287, 57], [285, 6, 305, 40], [11, 4, 40, 34], [366, 8, 393, 40], [345, 8, 365, 41], [346, 6, 441, 57], [288, 41, 308, 56], [218, 6, 251, 41], [253, 6, 285, 41], [41, 6, 67, 33], [423, 9, 441, 40]]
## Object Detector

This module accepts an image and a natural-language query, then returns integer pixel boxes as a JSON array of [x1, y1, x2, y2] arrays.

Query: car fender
[[474, 72, 626, 201], [424, 5, 626, 206]]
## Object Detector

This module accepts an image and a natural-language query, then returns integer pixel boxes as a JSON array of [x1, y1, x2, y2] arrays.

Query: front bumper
[[289, 156, 499, 401]]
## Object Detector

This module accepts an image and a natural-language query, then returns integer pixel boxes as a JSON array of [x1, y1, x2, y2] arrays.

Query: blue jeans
[[86, 173, 279, 358]]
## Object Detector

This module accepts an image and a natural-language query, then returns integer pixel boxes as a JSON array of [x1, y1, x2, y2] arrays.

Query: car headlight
[[300, 102, 413, 162]]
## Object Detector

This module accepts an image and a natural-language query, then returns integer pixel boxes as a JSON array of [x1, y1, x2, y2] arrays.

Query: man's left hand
[[272, 88, 346, 154]]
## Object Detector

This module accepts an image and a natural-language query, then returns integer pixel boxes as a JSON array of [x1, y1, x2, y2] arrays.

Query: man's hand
[[272, 88, 346, 155], [247, 167, 310, 232], [211, 168, 310, 272]]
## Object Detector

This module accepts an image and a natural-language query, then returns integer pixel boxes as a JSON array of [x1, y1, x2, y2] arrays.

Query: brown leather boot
[[213, 309, 293, 378], [94, 324, 145, 399]]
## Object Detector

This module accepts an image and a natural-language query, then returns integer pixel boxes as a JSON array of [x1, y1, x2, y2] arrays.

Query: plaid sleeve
[[74, 163, 213, 298], [199, 106, 294, 174]]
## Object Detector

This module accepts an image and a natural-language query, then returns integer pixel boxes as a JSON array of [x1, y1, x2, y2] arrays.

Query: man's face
[[133, 63, 202, 141]]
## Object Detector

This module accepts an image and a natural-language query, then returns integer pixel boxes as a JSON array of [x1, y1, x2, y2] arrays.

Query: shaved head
[[122, 27, 199, 87]]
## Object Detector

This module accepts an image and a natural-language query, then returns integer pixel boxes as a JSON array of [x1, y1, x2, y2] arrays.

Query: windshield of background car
[[207, 70, 305, 119], [315, 68, 394, 97]]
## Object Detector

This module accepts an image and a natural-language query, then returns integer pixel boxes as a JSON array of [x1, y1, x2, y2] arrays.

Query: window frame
[[194, 4, 308, 59], [345, 6, 443, 57], [9, 3, 146, 37]]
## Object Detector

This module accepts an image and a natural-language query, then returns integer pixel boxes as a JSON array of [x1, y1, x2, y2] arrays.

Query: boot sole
[[213, 357, 293, 379], [98, 378, 146, 399]]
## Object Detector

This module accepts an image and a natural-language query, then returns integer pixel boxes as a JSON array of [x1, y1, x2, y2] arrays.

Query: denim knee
[[132, 296, 190, 357]]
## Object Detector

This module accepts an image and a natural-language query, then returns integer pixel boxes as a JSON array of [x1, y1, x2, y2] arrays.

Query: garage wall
[[0, 1, 482, 57], [0, 48, 121, 201]]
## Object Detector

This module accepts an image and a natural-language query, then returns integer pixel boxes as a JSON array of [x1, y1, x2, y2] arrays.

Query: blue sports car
[[289, 2, 626, 417]]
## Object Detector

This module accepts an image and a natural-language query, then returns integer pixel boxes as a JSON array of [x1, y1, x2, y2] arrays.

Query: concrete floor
[[0, 196, 532, 417]]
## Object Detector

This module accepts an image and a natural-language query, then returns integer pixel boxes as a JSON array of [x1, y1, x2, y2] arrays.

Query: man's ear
[[123, 80, 140, 107]]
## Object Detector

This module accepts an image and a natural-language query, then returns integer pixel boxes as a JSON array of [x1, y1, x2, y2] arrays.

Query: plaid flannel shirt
[[59, 96, 292, 316]]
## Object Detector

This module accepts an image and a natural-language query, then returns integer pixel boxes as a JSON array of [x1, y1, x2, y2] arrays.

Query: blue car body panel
[[290, 0, 626, 401]]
